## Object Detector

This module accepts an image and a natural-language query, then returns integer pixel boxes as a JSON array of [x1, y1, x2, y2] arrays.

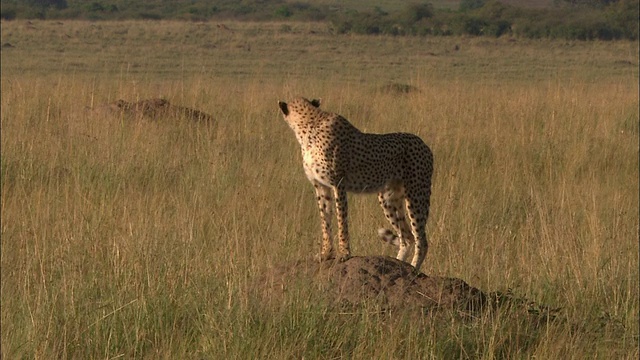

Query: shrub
[[460, 0, 486, 11], [274, 5, 291, 18], [0, 4, 17, 20], [0, 0, 636, 40], [484, 19, 511, 37]]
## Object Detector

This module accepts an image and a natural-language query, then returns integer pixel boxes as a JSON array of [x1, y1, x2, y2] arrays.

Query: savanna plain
[[1, 20, 638, 359]]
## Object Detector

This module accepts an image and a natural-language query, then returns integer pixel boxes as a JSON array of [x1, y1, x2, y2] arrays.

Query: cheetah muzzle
[[278, 97, 434, 272]]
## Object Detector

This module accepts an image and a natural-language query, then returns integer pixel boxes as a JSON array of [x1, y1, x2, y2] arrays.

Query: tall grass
[[1, 20, 638, 358]]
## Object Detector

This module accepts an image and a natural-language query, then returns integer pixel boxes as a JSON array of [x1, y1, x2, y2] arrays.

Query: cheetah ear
[[310, 99, 321, 108], [278, 101, 289, 116]]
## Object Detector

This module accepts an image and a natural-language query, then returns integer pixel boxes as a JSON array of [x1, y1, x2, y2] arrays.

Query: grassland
[[1, 20, 639, 359]]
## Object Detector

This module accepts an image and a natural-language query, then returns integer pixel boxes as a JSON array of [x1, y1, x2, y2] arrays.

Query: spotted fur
[[278, 97, 434, 272]]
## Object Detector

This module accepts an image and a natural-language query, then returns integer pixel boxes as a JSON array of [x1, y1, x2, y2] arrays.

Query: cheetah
[[278, 97, 434, 272]]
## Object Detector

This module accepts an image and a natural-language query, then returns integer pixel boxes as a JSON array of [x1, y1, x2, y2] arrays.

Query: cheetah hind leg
[[405, 191, 429, 272], [377, 191, 415, 262], [378, 228, 414, 261]]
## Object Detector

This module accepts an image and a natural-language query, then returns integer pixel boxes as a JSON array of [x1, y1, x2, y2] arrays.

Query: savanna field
[[1, 20, 638, 358]]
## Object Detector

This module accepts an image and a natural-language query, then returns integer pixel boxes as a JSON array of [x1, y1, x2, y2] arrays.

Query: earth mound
[[380, 83, 421, 95], [261, 255, 488, 313], [89, 98, 214, 122]]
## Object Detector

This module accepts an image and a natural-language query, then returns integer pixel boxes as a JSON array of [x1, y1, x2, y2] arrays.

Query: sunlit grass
[[1, 20, 638, 359]]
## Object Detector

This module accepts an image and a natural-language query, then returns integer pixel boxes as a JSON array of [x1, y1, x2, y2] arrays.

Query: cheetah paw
[[337, 254, 352, 263]]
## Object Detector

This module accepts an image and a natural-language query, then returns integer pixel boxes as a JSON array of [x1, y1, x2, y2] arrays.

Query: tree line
[[0, 0, 637, 40]]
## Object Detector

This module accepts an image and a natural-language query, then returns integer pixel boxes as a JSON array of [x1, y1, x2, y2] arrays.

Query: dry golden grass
[[1, 20, 638, 358]]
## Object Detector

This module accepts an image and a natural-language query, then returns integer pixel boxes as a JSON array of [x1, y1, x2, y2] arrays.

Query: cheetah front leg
[[333, 185, 351, 262], [313, 184, 335, 261]]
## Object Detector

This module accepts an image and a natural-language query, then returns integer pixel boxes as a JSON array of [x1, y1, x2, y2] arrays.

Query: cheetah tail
[[378, 228, 401, 247]]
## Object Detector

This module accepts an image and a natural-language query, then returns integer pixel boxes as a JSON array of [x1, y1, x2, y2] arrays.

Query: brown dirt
[[259, 255, 488, 313]]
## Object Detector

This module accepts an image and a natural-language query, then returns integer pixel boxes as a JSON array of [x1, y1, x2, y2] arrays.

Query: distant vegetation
[[0, 0, 638, 40]]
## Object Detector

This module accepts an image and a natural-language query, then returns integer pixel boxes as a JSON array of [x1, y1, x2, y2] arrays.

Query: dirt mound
[[89, 98, 214, 122], [380, 83, 421, 95], [260, 255, 487, 313]]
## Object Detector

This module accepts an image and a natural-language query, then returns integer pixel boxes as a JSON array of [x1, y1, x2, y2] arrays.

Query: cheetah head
[[278, 97, 322, 141], [278, 97, 321, 116]]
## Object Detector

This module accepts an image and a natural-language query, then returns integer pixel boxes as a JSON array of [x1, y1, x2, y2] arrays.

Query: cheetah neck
[[289, 113, 322, 149]]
